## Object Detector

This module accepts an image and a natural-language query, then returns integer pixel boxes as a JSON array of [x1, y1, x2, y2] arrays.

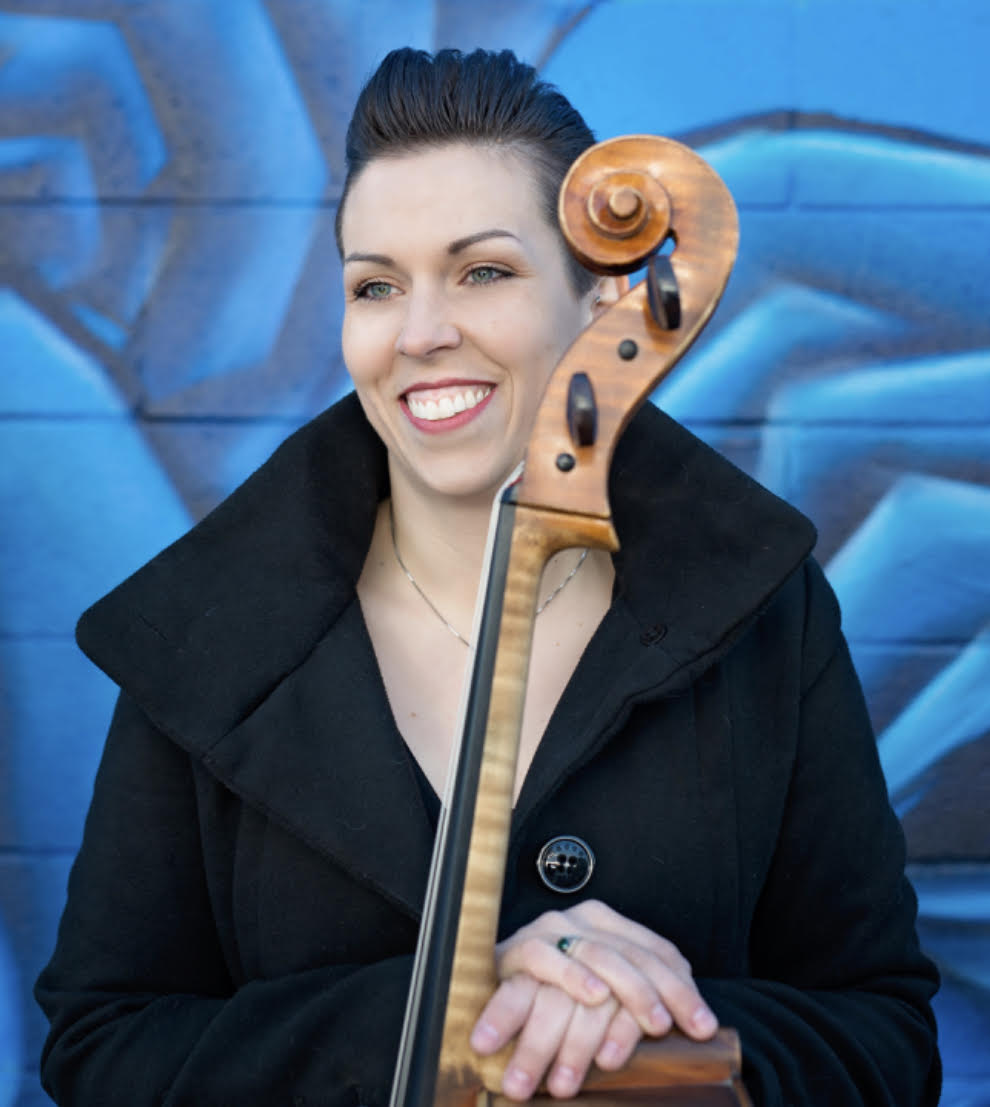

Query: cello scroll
[[517, 134, 739, 528]]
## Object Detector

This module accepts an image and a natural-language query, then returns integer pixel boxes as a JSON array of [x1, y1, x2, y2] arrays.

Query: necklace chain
[[388, 503, 588, 648]]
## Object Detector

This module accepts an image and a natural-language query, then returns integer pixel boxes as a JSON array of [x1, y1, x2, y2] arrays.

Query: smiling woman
[[35, 47, 940, 1107], [341, 143, 597, 504]]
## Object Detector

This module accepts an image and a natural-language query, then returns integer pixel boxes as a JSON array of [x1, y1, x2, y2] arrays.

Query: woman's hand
[[469, 900, 718, 1100]]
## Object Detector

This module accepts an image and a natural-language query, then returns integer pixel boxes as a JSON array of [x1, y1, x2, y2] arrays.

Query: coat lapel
[[205, 598, 435, 920], [76, 393, 386, 750], [514, 405, 816, 833], [75, 396, 434, 916]]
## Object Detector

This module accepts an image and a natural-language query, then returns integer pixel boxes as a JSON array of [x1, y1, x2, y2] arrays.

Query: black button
[[639, 622, 667, 646], [537, 835, 595, 894]]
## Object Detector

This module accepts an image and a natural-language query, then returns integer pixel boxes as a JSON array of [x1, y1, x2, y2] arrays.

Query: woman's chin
[[394, 452, 522, 507]]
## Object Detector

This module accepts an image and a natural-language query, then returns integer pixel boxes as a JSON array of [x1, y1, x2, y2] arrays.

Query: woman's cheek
[[341, 332, 378, 388], [345, 318, 401, 384]]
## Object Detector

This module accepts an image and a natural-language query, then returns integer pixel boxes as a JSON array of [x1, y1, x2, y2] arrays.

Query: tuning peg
[[647, 253, 681, 330], [566, 372, 597, 447]]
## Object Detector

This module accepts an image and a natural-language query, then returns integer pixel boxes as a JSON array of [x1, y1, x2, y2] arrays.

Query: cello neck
[[389, 493, 616, 1107]]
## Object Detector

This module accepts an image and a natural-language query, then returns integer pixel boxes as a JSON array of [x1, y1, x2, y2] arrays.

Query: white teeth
[[407, 386, 491, 422]]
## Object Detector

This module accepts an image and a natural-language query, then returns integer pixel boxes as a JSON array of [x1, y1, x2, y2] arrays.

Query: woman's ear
[[592, 275, 630, 316]]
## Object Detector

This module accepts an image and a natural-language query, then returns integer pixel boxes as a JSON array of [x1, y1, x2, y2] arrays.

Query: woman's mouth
[[401, 383, 495, 432]]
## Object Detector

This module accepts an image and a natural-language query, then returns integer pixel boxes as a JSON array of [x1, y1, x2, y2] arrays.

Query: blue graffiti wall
[[1, 2, 987, 1104]]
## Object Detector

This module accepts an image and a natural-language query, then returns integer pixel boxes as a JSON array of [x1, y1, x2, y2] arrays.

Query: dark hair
[[335, 47, 597, 293]]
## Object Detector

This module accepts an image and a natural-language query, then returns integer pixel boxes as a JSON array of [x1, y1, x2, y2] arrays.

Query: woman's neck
[[380, 457, 604, 649], [386, 464, 501, 635]]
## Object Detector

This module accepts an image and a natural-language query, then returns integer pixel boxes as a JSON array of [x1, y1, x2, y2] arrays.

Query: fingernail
[[551, 1066, 578, 1095], [650, 1003, 672, 1031], [504, 1067, 533, 1098], [692, 1006, 717, 1034], [470, 1021, 499, 1051], [598, 1039, 622, 1067]]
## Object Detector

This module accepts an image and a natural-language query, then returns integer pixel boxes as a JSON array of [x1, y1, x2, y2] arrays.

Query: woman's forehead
[[341, 143, 548, 251]]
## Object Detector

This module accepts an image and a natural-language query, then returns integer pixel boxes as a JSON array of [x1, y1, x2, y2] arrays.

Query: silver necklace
[[388, 503, 588, 648]]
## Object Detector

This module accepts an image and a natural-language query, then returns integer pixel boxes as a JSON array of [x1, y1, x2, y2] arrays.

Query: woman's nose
[[395, 290, 461, 358]]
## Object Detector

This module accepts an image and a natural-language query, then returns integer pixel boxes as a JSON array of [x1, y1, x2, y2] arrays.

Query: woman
[[37, 48, 940, 1105]]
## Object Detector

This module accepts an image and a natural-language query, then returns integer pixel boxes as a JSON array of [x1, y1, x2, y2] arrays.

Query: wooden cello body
[[389, 134, 748, 1107]]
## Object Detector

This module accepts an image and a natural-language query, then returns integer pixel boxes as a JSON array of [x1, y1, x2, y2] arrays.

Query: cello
[[389, 133, 748, 1107]]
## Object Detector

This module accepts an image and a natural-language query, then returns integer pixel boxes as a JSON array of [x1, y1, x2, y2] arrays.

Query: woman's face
[[340, 142, 596, 502]]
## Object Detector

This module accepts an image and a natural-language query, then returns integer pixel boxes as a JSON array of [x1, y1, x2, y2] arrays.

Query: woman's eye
[[466, 265, 509, 286], [354, 280, 395, 301]]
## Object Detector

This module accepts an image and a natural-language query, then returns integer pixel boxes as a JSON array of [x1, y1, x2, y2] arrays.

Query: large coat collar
[[77, 393, 816, 917], [78, 394, 388, 750]]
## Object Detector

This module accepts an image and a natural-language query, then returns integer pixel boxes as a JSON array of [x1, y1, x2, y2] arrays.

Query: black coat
[[37, 395, 940, 1106]]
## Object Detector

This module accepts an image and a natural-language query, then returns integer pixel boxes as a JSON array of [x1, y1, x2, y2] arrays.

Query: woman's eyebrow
[[344, 230, 519, 267], [448, 229, 520, 255], [343, 251, 394, 266]]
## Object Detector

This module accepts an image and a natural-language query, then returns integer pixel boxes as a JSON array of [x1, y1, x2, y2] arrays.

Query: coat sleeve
[[35, 693, 411, 1107], [698, 560, 941, 1106]]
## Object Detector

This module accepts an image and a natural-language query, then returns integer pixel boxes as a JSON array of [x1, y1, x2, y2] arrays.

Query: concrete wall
[[1, 2, 987, 1103]]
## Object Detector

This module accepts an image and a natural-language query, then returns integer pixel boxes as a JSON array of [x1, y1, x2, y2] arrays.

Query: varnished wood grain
[[436, 507, 617, 1097], [517, 136, 738, 522]]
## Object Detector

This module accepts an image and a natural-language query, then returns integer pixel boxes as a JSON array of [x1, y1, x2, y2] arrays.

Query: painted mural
[[0, 2, 987, 1104]]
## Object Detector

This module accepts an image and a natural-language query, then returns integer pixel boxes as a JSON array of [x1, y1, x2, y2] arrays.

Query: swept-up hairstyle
[[335, 47, 597, 293]]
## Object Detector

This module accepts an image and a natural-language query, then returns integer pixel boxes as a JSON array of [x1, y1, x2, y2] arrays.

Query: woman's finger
[[614, 938, 717, 1040], [595, 1006, 643, 1071], [570, 900, 693, 976], [499, 984, 576, 1101], [545, 994, 618, 1097], [470, 973, 539, 1055], [495, 932, 611, 1007], [559, 926, 717, 1041], [557, 934, 671, 1036]]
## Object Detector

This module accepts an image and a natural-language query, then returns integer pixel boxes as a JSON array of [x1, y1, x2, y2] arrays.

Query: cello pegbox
[[518, 134, 738, 522]]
